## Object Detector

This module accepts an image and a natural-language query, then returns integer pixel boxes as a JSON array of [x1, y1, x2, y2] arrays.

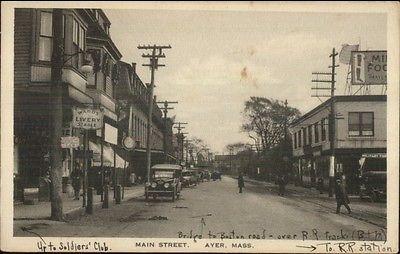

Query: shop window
[[39, 11, 53, 61], [348, 112, 374, 136]]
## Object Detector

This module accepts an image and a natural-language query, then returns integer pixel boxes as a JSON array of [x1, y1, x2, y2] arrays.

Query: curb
[[65, 190, 144, 220]]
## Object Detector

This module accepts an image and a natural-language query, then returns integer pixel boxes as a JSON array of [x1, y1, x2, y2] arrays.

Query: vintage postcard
[[1, 1, 399, 253]]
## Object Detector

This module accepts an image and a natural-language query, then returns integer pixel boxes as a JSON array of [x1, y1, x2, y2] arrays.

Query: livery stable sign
[[72, 107, 103, 130]]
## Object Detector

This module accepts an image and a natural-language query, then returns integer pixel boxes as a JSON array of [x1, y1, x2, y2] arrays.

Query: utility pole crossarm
[[138, 45, 172, 49]]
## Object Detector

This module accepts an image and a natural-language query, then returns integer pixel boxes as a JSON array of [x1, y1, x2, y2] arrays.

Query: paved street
[[14, 176, 386, 241]]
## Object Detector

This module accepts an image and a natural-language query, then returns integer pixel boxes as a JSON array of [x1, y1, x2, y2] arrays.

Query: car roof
[[151, 164, 182, 170]]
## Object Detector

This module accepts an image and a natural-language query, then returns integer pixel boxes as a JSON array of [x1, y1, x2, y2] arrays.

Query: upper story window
[[298, 131, 302, 148], [314, 122, 319, 143], [302, 128, 307, 146], [348, 112, 374, 137], [293, 133, 297, 149], [72, 19, 86, 69], [39, 12, 53, 61], [307, 126, 312, 145], [321, 118, 326, 141]]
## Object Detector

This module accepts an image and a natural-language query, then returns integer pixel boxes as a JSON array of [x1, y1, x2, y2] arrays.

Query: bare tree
[[186, 137, 210, 165], [241, 97, 300, 152]]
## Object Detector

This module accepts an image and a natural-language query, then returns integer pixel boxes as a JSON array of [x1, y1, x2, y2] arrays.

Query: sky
[[104, 8, 387, 154]]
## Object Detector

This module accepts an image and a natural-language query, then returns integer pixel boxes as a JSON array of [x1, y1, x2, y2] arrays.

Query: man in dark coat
[[71, 164, 82, 200], [335, 178, 351, 214], [238, 173, 244, 193]]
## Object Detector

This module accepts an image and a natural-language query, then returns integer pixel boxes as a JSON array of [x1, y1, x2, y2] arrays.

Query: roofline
[[290, 95, 387, 127]]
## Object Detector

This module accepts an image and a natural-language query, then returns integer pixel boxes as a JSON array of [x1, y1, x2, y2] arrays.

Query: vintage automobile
[[211, 170, 222, 181], [181, 169, 198, 187], [358, 154, 386, 202], [200, 169, 211, 182], [145, 164, 182, 201]]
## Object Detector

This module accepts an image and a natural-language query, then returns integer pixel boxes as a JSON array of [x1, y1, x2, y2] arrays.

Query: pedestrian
[[71, 163, 82, 200], [238, 173, 244, 193], [317, 177, 324, 194], [335, 177, 351, 214], [278, 175, 286, 196]]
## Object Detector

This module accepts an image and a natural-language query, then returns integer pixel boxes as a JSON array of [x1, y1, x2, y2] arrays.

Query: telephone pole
[[311, 47, 339, 197], [138, 44, 171, 183], [174, 122, 188, 164], [49, 9, 64, 221], [157, 100, 178, 162], [184, 139, 193, 166], [283, 99, 289, 176]]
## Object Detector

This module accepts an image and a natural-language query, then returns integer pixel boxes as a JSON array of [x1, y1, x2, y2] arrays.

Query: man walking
[[71, 163, 82, 200], [238, 173, 244, 193], [335, 177, 351, 214]]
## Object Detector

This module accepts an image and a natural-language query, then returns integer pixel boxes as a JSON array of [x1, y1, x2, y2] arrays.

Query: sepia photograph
[[1, 1, 399, 253]]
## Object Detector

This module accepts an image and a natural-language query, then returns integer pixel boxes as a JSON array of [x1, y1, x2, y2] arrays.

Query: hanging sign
[[60, 136, 80, 148], [72, 107, 103, 130]]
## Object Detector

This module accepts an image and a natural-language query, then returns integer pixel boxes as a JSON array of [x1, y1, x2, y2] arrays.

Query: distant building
[[289, 95, 386, 193]]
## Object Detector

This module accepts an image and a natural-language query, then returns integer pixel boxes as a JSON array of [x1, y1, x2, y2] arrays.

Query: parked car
[[181, 169, 198, 187], [358, 154, 386, 202], [211, 170, 222, 181], [145, 164, 182, 202], [200, 169, 211, 181]]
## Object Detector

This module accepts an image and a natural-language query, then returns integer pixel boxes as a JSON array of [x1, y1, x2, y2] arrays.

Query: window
[[298, 131, 302, 147], [314, 122, 319, 143], [39, 12, 53, 61], [307, 126, 312, 145], [348, 112, 374, 136], [321, 118, 326, 141], [293, 133, 297, 149], [72, 19, 86, 69], [302, 128, 307, 146]]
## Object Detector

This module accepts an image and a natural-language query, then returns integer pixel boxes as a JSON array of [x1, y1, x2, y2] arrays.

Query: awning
[[89, 141, 128, 168], [89, 141, 113, 167], [115, 153, 127, 169]]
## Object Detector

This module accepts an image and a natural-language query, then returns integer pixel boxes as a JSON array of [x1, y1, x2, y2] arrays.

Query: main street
[[14, 176, 386, 241]]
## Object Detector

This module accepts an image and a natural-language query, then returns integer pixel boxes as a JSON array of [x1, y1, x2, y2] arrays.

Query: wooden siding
[[14, 9, 32, 85]]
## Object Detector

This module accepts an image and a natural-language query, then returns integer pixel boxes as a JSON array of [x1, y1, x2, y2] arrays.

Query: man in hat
[[335, 177, 351, 214]]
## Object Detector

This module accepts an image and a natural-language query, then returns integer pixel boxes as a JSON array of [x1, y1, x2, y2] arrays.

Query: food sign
[[351, 51, 387, 85]]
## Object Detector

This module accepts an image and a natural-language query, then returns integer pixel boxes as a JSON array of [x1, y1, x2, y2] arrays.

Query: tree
[[186, 137, 211, 166], [241, 97, 300, 152]]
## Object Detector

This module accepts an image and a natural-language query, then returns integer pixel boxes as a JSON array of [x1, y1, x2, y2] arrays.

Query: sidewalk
[[244, 176, 387, 228], [14, 185, 144, 221]]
